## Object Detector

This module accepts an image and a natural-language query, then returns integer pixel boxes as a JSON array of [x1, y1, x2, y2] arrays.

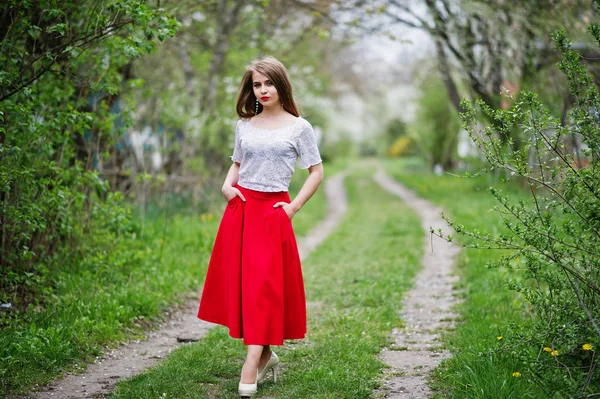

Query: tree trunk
[[201, 0, 246, 114], [432, 36, 464, 114]]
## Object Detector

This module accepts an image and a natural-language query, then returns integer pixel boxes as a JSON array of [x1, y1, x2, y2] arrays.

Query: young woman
[[197, 56, 324, 398]]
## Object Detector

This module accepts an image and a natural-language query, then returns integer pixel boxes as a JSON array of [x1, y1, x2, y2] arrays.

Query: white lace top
[[231, 116, 322, 192]]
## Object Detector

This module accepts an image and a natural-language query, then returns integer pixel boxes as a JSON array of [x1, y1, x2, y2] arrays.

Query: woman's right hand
[[222, 185, 246, 202]]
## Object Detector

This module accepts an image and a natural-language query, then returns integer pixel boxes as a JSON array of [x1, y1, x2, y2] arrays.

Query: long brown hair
[[236, 56, 300, 119]]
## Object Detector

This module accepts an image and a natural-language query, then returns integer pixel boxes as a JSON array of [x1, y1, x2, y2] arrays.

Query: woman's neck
[[259, 104, 286, 118]]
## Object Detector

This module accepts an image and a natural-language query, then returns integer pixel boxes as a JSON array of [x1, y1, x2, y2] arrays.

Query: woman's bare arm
[[274, 163, 324, 218], [221, 162, 246, 201]]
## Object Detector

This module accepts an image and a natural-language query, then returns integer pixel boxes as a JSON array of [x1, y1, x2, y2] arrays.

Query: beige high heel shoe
[[257, 351, 280, 383], [238, 368, 258, 398]]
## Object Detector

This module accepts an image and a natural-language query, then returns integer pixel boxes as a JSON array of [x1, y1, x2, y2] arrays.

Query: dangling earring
[[281, 102, 284, 110], [255, 99, 259, 115]]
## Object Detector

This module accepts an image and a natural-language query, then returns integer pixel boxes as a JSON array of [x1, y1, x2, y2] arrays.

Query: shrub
[[412, 76, 461, 170], [387, 136, 414, 157], [0, 0, 178, 339], [441, 21, 600, 397]]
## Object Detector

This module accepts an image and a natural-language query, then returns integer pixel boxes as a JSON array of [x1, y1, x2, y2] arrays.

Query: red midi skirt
[[197, 184, 307, 345]]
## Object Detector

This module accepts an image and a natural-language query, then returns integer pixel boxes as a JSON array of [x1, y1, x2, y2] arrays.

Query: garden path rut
[[373, 169, 461, 399], [29, 172, 348, 399]]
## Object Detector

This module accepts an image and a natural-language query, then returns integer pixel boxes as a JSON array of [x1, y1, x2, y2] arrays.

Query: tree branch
[[388, 0, 431, 29], [0, 18, 134, 103]]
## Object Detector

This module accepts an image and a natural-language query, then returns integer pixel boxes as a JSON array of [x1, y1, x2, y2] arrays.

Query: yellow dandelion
[[551, 350, 559, 357], [543, 347, 552, 352], [497, 336, 503, 341], [582, 344, 593, 351], [512, 371, 521, 378]]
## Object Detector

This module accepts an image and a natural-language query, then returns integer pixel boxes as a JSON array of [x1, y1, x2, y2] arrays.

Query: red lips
[[261, 97, 270, 101]]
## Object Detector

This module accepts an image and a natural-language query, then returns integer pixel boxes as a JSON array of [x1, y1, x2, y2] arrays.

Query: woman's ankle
[[241, 361, 258, 383]]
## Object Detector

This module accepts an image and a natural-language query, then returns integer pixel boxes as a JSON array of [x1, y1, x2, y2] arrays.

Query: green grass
[[0, 211, 220, 397], [288, 167, 327, 238], [0, 165, 327, 398], [111, 164, 424, 399], [287, 157, 348, 237], [382, 158, 546, 399]]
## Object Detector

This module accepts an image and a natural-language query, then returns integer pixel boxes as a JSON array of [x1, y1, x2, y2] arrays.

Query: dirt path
[[30, 172, 348, 399], [373, 169, 461, 399], [297, 171, 347, 259]]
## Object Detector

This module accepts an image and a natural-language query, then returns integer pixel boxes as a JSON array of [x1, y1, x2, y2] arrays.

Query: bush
[[442, 23, 600, 397], [387, 136, 415, 157], [412, 75, 461, 170], [0, 2, 177, 308], [319, 134, 356, 162]]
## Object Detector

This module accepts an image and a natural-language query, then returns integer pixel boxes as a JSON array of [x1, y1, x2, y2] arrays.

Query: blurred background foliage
[[1, 0, 600, 396]]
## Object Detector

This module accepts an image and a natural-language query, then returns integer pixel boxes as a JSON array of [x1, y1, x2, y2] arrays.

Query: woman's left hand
[[273, 202, 296, 219]]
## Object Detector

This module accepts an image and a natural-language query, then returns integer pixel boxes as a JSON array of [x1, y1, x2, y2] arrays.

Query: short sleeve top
[[231, 116, 322, 192]]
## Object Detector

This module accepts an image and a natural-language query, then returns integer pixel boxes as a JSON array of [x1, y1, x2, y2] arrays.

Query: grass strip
[[112, 165, 423, 399], [383, 158, 546, 399]]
